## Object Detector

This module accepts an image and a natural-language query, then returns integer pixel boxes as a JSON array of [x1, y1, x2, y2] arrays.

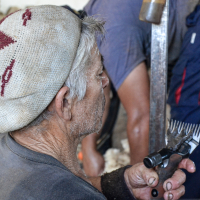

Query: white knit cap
[[0, 5, 81, 133]]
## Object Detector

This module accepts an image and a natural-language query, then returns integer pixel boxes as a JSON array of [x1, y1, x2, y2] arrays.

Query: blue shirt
[[84, 0, 198, 90]]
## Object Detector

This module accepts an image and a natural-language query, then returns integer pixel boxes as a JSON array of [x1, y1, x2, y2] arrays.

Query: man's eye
[[96, 71, 103, 80], [99, 71, 103, 76]]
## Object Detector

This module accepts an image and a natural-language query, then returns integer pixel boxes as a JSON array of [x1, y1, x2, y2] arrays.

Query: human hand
[[83, 149, 105, 177], [124, 158, 195, 200]]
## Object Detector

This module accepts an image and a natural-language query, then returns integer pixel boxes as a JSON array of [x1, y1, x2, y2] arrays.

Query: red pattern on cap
[[1, 60, 15, 96], [22, 9, 32, 26], [0, 31, 16, 50]]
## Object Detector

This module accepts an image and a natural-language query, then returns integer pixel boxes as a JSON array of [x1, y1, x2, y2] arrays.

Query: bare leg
[[82, 79, 110, 177], [118, 62, 150, 165]]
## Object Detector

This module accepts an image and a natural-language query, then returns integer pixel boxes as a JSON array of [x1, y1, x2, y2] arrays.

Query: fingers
[[141, 166, 159, 187], [163, 185, 185, 200], [125, 163, 160, 200], [157, 159, 194, 200], [163, 169, 186, 200], [125, 163, 159, 188], [163, 169, 185, 191], [178, 158, 196, 173], [138, 163, 159, 187], [161, 158, 195, 200]]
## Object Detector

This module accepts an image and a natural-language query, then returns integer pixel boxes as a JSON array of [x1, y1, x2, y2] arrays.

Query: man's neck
[[11, 121, 89, 183]]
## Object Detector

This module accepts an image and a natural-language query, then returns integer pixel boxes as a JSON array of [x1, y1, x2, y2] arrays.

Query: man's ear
[[55, 86, 72, 121]]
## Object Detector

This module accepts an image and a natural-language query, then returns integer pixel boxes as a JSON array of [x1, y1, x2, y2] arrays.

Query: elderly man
[[0, 5, 195, 200]]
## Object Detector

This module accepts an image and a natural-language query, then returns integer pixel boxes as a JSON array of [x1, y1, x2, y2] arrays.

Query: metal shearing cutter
[[144, 120, 200, 199], [139, 1, 200, 199], [140, 0, 169, 153]]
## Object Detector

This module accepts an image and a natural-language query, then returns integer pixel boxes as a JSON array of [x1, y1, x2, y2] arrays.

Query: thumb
[[125, 163, 159, 189]]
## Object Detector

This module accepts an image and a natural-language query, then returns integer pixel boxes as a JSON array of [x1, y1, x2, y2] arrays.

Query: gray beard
[[77, 93, 106, 137]]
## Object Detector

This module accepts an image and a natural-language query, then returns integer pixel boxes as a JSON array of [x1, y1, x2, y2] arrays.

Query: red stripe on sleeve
[[175, 68, 186, 105], [198, 92, 200, 105]]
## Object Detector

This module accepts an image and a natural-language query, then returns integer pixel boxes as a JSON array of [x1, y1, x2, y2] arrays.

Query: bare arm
[[118, 62, 150, 165]]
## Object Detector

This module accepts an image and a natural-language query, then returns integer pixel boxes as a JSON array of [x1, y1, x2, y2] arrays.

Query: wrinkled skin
[[124, 159, 195, 200]]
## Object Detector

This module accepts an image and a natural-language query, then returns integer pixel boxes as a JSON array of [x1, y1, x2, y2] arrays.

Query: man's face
[[71, 44, 109, 137]]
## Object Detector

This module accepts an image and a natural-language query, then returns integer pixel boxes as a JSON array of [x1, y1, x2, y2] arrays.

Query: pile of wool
[[104, 139, 130, 173]]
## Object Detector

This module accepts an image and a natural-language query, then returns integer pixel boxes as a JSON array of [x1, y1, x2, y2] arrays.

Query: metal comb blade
[[166, 119, 200, 153]]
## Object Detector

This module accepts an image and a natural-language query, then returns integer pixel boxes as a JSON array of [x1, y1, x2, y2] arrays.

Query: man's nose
[[102, 71, 109, 89]]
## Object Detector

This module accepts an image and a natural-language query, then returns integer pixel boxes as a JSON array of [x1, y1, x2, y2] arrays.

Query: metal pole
[[149, 0, 169, 153]]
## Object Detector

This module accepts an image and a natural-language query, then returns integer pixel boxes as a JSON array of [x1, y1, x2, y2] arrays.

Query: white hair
[[65, 16, 105, 100]]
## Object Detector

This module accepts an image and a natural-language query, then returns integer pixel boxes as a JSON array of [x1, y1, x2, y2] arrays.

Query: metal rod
[[149, 0, 169, 153]]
